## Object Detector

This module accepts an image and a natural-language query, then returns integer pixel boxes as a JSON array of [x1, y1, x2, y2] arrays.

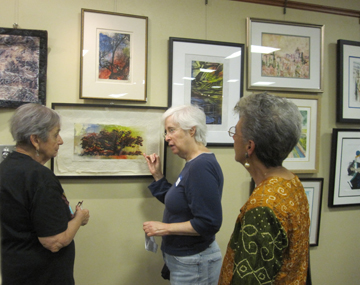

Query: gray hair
[[234, 92, 302, 168], [10, 103, 61, 146], [163, 105, 207, 146]]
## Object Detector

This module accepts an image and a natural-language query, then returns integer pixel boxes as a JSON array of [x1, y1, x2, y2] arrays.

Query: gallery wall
[[1, 0, 360, 284]]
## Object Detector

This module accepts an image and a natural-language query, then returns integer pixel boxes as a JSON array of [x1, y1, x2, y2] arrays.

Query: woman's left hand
[[143, 221, 169, 237]]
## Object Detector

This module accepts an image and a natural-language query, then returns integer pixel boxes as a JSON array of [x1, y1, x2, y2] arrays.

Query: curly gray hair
[[10, 103, 61, 146], [234, 92, 302, 167]]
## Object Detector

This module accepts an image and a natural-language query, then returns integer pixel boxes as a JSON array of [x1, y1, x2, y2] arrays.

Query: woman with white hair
[[143, 104, 224, 284]]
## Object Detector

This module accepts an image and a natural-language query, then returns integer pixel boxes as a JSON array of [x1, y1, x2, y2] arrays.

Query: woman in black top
[[0, 103, 90, 285]]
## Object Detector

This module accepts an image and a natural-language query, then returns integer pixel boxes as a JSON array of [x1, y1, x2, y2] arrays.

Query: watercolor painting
[[190, 60, 223, 124], [0, 34, 40, 102], [350, 58, 360, 106], [74, 123, 144, 159], [98, 30, 130, 80], [261, 33, 310, 79], [288, 109, 308, 159]]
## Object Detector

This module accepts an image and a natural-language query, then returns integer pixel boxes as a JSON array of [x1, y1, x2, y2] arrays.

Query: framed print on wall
[[80, 9, 148, 102], [51, 103, 166, 178], [337, 39, 360, 123], [282, 95, 320, 173], [247, 18, 324, 93], [302, 178, 323, 246], [0, 28, 47, 108], [168, 37, 244, 146], [329, 129, 360, 207]]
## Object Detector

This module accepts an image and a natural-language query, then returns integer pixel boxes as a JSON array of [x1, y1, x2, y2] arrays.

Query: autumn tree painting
[[98, 31, 130, 80], [76, 124, 144, 159]]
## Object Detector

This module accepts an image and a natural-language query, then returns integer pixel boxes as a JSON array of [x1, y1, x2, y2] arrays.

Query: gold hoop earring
[[244, 153, 250, 168]]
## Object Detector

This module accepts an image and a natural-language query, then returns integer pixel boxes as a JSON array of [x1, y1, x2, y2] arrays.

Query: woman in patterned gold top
[[218, 92, 310, 285]]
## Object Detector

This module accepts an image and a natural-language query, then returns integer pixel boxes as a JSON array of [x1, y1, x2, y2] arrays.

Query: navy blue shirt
[[148, 153, 223, 256]]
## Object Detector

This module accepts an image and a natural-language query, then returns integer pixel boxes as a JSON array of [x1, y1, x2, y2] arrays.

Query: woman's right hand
[[75, 206, 90, 226], [143, 153, 164, 181]]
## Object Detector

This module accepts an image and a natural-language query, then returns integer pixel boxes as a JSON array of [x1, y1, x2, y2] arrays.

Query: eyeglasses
[[228, 126, 236, 137], [163, 127, 179, 139]]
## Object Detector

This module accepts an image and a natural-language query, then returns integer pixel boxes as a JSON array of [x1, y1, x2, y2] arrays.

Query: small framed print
[[80, 9, 148, 102], [302, 178, 323, 246], [247, 18, 324, 93], [329, 128, 360, 207], [168, 37, 244, 145], [282, 95, 320, 173], [337, 39, 360, 123], [0, 28, 47, 108]]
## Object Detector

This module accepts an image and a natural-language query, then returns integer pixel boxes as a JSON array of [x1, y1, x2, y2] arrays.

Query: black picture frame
[[51, 103, 166, 178], [301, 178, 323, 246], [0, 28, 47, 108], [329, 128, 360, 207], [337, 39, 360, 123], [168, 37, 244, 146]]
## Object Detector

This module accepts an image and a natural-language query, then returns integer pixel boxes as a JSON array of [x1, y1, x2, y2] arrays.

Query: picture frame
[[51, 103, 166, 178], [329, 128, 360, 207], [249, 177, 323, 246], [80, 9, 148, 102], [246, 18, 324, 93], [336, 39, 360, 123], [282, 95, 320, 173], [302, 178, 323, 246], [168, 37, 244, 146], [0, 28, 47, 108]]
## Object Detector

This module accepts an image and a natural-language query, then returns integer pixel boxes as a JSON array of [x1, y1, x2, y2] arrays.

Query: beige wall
[[1, 0, 360, 284]]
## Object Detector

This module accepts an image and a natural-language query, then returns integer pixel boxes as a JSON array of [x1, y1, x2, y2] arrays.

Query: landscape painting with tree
[[190, 61, 223, 124], [98, 30, 130, 81], [261, 33, 310, 79], [74, 124, 144, 159]]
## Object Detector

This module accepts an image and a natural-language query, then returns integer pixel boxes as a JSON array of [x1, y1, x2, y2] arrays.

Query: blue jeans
[[163, 240, 222, 285]]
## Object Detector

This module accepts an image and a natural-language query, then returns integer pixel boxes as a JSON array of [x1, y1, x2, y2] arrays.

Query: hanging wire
[[13, 0, 19, 28], [205, 0, 208, 39]]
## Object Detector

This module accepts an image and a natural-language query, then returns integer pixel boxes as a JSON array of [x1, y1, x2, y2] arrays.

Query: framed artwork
[[249, 177, 323, 246], [302, 178, 323, 246], [80, 9, 148, 102], [0, 28, 47, 108], [168, 37, 244, 146], [336, 39, 360, 123], [247, 18, 324, 93], [329, 128, 360, 207], [282, 95, 320, 173], [51, 103, 166, 178]]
